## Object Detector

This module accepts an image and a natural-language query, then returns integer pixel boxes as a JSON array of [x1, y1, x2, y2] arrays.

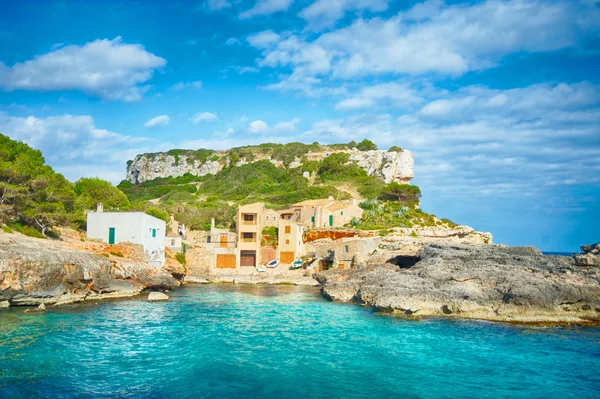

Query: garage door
[[280, 251, 295, 264], [216, 254, 236, 268], [240, 250, 256, 267]]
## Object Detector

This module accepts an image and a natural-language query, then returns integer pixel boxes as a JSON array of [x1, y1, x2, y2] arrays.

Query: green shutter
[[108, 228, 115, 244], [341, 211, 344, 216], [311, 216, 315, 223], [329, 215, 333, 226], [152, 229, 156, 238]]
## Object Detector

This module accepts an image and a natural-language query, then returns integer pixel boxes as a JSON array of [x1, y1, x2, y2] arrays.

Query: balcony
[[240, 233, 256, 243], [241, 214, 257, 225]]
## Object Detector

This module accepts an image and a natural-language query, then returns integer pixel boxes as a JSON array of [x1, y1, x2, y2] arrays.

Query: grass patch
[[109, 251, 124, 257], [175, 253, 186, 265], [1, 225, 13, 234]]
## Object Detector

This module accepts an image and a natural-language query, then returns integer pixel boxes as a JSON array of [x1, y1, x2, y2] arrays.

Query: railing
[[242, 219, 257, 225]]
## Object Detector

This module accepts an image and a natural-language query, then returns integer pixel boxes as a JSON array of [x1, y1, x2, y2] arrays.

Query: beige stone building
[[235, 202, 265, 268], [263, 208, 280, 227], [277, 218, 304, 264], [291, 197, 363, 228]]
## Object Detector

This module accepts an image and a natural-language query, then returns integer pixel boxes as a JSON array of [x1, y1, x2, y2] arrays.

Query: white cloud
[[171, 81, 203, 91], [225, 37, 240, 46], [247, 30, 281, 48], [0, 37, 166, 101], [203, 0, 231, 11], [144, 115, 170, 128], [190, 112, 218, 123], [248, 120, 268, 133], [0, 113, 158, 183], [239, 0, 293, 19], [257, 0, 600, 92], [299, 0, 388, 31], [335, 82, 423, 110], [274, 118, 300, 132]]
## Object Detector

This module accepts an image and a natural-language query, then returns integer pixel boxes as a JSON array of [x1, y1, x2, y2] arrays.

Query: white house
[[86, 205, 166, 266]]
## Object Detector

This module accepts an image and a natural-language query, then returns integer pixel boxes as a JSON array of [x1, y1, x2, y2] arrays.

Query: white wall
[[86, 212, 166, 266]]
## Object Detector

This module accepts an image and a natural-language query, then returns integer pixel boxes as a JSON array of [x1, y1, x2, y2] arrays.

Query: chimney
[[211, 218, 215, 229], [96, 203, 103, 213]]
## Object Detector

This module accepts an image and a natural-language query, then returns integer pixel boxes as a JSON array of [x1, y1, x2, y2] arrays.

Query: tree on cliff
[[0, 134, 75, 234], [382, 182, 421, 205], [356, 139, 378, 151], [74, 177, 130, 211]]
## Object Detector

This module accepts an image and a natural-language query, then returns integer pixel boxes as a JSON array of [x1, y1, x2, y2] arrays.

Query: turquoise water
[[1, 285, 599, 399]]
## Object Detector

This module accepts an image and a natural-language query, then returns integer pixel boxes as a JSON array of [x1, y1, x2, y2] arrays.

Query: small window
[[266, 216, 269, 221], [244, 214, 254, 221], [152, 229, 156, 238], [311, 216, 315, 223], [285, 226, 291, 234], [341, 211, 344, 216], [344, 245, 349, 253], [286, 240, 290, 244], [243, 232, 253, 239]]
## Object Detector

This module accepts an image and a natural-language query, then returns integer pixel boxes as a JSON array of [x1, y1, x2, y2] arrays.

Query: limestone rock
[[125, 148, 414, 184], [0, 300, 9, 308], [316, 243, 600, 324], [0, 234, 177, 306], [147, 292, 169, 302], [38, 303, 46, 311], [573, 243, 600, 267], [348, 149, 414, 184]]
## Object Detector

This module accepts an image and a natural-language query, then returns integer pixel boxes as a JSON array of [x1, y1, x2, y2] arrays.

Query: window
[[286, 240, 290, 244], [171, 239, 176, 246], [244, 214, 254, 221], [344, 245, 349, 253], [243, 232, 253, 239], [285, 226, 291, 234], [341, 211, 344, 216], [152, 229, 156, 238], [311, 216, 315, 223]]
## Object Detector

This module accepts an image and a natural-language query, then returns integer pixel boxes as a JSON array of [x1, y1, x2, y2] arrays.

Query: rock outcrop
[[126, 148, 414, 184], [315, 243, 600, 325], [0, 234, 177, 306], [147, 292, 169, 302], [573, 242, 600, 267]]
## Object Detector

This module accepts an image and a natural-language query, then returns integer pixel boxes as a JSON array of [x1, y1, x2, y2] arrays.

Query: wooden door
[[108, 227, 115, 244], [216, 254, 236, 268], [220, 235, 228, 248], [280, 251, 295, 264], [240, 250, 256, 267]]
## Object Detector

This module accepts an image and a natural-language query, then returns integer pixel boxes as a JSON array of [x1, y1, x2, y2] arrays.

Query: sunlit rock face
[[125, 149, 414, 184]]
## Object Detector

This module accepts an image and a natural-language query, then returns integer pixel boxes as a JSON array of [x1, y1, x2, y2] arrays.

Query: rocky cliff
[[0, 233, 177, 306], [315, 243, 600, 325], [126, 148, 414, 184]]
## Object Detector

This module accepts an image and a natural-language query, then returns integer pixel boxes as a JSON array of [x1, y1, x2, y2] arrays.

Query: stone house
[[86, 204, 166, 266], [277, 218, 304, 264], [291, 197, 363, 228], [305, 237, 380, 271], [235, 202, 265, 268]]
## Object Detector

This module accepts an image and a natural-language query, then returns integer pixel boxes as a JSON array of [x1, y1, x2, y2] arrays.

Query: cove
[[1, 285, 599, 399]]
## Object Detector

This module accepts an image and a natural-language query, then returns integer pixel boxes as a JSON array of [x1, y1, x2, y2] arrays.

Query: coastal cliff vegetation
[[0, 133, 451, 235]]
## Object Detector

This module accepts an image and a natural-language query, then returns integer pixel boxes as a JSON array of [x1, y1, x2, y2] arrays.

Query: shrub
[[109, 251, 124, 257], [388, 146, 403, 152], [356, 139, 378, 151], [1, 225, 13, 234], [175, 253, 186, 265], [145, 207, 170, 223]]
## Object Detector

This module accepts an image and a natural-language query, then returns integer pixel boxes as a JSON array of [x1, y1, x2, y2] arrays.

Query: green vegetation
[[109, 251, 124, 257], [1, 225, 13, 234], [380, 182, 421, 204], [388, 146, 403, 152], [262, 226, 278, 247], [356, 139, 378, 151], [7, 222, 46, 238], [74, 177, 129, 211], [117, 178, 198, 202], [0, 134, 74, 236], [145, 207, 169, 223], [175, 253, 186, 265], [352, 201, 438, 231]]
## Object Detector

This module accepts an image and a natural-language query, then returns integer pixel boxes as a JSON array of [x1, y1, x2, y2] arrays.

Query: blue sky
[[0, 0, 599, 251]]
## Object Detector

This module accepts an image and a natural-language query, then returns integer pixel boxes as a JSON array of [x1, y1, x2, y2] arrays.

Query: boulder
[[0, 300, 9, 309], [148, 292, 169, 302]]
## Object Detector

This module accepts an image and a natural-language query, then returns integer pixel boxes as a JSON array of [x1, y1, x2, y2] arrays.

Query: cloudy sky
[[0, 0, 599, 251]]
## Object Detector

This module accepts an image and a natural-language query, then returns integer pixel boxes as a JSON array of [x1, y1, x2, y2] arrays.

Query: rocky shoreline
[[315, 242, 600, 325], [0, 233, 177, 307]]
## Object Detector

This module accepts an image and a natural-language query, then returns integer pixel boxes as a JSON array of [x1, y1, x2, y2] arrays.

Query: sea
[[1, 285, 599, 399]]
